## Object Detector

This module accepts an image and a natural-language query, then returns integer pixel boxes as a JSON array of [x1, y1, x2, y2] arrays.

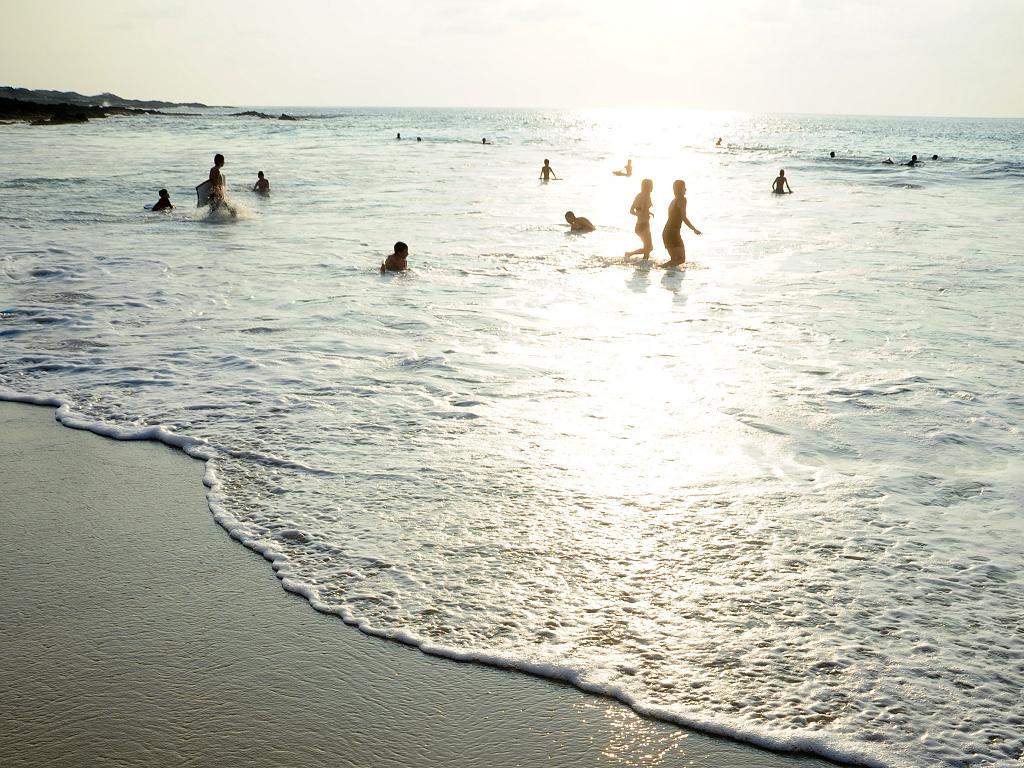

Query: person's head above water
[[159, 188, 169, 198], [543, 159, 550, 166], [257, 171, 265, 179], [214, 153, 224, 167], [911, 155, 918, 161], [931, 154, 938, 160], [564, 211, 576, 223], [778, 169, 786, 177], [829, 151, 835, 158], [394, 241, 408, 256], [641, 178, 653, 194]]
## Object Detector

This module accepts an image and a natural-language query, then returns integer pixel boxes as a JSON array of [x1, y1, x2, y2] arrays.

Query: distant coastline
[[0, 86, 215, 125]]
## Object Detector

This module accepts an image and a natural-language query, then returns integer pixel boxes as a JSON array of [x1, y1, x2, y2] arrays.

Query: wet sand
[[0, 401, 836, 768]]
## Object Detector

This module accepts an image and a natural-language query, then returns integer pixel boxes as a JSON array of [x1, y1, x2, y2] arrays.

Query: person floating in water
[[625, 178, 654, 260], [564, 211, 595, 232], [539, 159, 558, 180], [829, 151, 836, 158], [380, 241, 409, 273], [613, 159, 633, 177], [931, 154, 939, 160], [253, 171, 270, 196], [151, 188, 173, 212], [772, 169, 793, 194], [658, 179, 701, 269], [906, 154, 922, 167]]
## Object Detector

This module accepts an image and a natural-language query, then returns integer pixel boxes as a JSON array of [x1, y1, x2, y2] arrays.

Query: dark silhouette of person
[[906, 155, 921, 167], [151, 189, 173, 212], [625, 178, 654, 259], [829, 151, 836, 158], [715, 137, 722, 147], [416, 136, 422, 142], [482, 138, 489, 144], [931, 154, 939, 160], [396, 133, 401, 140], [380, 242, 409, 273], [659, 179, 701, 268], [613, 159, 633, 177], [564, 211, 595, 232], [772, 169, 793, 194], [539, 159, 558, 180], [253, 171, 270, 195]]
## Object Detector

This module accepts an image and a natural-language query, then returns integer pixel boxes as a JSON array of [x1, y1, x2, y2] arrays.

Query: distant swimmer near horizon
[[539, 159, 559, 180], [151, 188, 173, 212], [396, 133, 402, 140], [565, 211, 595, 232], [625, 179, 654, 260], [380, 241, 409, 273], [659, 180, 701, 269], [613, 159, 633, 177], [829, 151, 836, 158], [772, 169, 793, 194], [253, 171, 270, 196], [715, 137, 723, 147], [482, 138, 489, 144]]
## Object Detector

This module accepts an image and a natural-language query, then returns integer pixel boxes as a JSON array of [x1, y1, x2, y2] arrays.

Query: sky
[[2, 0, 1023, 117]]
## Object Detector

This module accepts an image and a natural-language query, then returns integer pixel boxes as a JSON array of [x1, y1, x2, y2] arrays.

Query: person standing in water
[[208, 153, 237, 216], [253, 171, 270, 195], [539, 159, 558, 180], [772, 169, 793, 194], [625, 178, 654, 259], [659, 179, 701, 269]]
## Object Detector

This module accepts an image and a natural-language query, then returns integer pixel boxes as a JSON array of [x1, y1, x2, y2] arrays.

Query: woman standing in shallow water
[[625, 178, 655, 260], [659, 179, 701, 268]]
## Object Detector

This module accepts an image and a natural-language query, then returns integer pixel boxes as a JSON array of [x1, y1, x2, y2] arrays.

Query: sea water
[[1, 108, 1022, 767]]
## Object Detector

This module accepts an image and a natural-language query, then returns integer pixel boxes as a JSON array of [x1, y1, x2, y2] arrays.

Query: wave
[[0, 385, 889, 767]]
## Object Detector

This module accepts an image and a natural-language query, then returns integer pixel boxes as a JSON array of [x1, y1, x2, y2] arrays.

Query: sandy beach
[[0, 401, 838, 767]]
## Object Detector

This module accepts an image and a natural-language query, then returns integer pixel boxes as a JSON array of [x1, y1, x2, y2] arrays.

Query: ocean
[[1, 107, 1022, 767]]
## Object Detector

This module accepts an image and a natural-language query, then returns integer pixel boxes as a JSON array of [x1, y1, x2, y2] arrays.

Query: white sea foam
[[3, 109, 1024, 768]]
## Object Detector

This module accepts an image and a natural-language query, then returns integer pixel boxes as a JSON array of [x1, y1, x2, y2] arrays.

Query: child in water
[[380, 242, 409, 273], [151, 189, 173, 211]]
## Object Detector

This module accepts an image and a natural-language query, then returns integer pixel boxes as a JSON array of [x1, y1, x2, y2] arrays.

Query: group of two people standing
[[625, 178, 702, 268]]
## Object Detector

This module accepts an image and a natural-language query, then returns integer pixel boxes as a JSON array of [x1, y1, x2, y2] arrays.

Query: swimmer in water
[[931, 154, 939, 160], [564, 211, 595, 232], [625, 178, 654, 260], [906, 154, 921, 167], [396, 133, 401, 140], [772, 169, 793, 194], [658, 179, 701, 269], [613, 159, 633, 177], [883, 157, 895, 165], [380, 241, 409, 273], [539, 159, 558, 180], [829, 151, 836, 158], [151, 188, 173, 212], [715, 137, 723, 147], [253, 171, 270, 195], [482, 138, 489, 144]]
